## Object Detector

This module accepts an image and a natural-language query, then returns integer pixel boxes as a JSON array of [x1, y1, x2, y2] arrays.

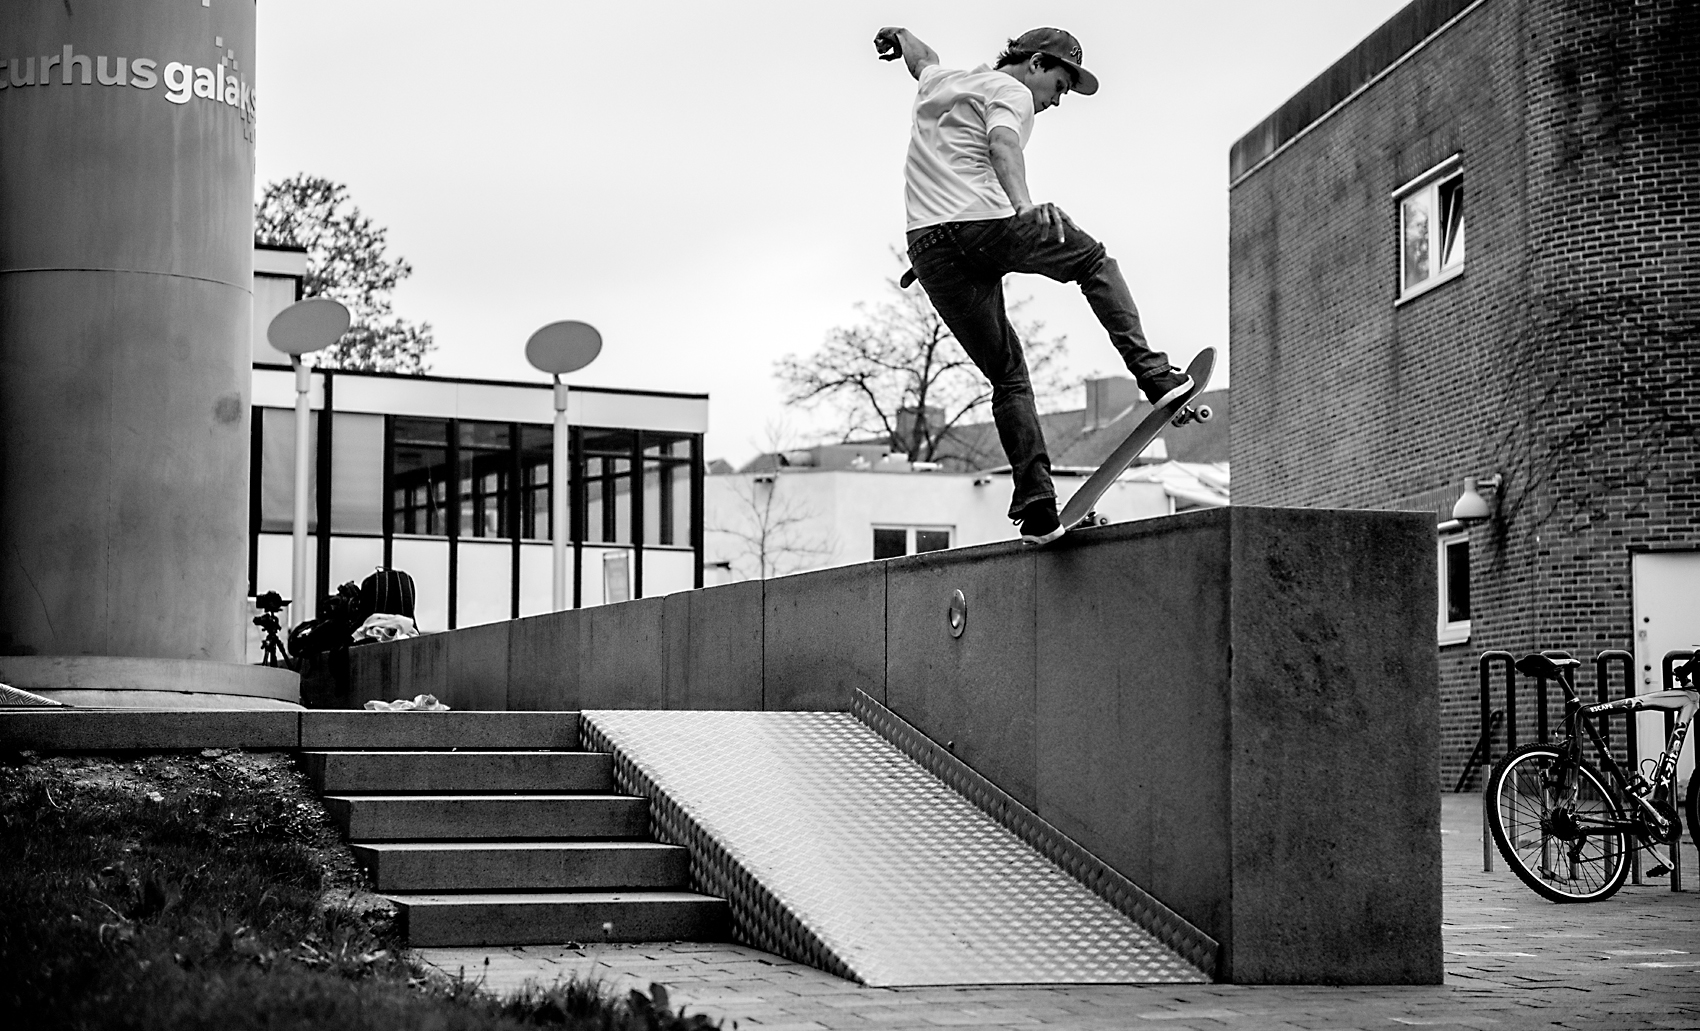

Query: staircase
[[302, 711, 728, 947]]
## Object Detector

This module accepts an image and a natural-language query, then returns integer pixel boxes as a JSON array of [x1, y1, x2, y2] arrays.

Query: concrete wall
[[0, 1, 257, 660], [349, 507, 1442, 984]]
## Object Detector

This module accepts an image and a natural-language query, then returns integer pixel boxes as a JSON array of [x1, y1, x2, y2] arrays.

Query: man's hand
[[874, 27, 904, 61], [874, 27, 938, 80], [1016, 202, 1069, 244]]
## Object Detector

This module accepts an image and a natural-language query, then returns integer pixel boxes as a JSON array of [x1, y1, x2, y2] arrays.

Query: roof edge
[[251, 362, 709, 400], [1228, 0, 1483, 185]]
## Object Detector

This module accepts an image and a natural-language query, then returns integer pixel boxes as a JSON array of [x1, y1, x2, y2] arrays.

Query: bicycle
[[1484, 650, 1699, 902]]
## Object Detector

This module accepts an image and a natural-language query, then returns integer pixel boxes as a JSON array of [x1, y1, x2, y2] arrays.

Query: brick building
[[1227, 0, 1700, 786]]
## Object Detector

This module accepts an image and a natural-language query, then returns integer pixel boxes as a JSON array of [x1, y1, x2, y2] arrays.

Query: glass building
[[250, 248, 707, 631]]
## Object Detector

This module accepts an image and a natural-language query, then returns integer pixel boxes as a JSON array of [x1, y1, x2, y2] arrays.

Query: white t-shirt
[[903, 64, 1035, 231]]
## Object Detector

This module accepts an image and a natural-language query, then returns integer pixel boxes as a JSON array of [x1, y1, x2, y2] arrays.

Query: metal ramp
[[582, 710, 1208, 987]]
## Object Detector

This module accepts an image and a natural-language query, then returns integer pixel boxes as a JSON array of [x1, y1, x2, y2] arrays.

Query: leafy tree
[[255, 174, 435, 373], [775, 263, 1069, 464]]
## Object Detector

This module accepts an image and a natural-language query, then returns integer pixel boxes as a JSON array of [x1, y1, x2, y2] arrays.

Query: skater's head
[[995, 27, 1098, 110]]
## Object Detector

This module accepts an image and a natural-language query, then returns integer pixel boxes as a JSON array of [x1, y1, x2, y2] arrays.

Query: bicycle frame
[[1550, 664, 1697, 851]]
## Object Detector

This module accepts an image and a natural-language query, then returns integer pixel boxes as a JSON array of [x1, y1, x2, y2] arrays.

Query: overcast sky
[[255, 0, 1408, 465]]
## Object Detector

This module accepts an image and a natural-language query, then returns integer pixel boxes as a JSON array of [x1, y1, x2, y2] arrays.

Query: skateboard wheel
[[1094, 515, 1110, 527], [1195, 405, 1213, 422]]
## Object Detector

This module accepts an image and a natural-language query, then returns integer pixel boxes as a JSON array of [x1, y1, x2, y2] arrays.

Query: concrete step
[[323, 794, 649, 841], [352, 841, 689, 892], [0, 710, 299, 751], [300, 711, 580, 751], [302, 750, 614, 795], [391, 891, 729, 947]]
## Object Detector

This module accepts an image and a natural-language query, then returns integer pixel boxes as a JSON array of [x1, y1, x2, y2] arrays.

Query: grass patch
[[0, 749, 723, 1030]]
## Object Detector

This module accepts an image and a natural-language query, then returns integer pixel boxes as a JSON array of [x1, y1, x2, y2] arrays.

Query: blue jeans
[[908, 213, 1172, 519]]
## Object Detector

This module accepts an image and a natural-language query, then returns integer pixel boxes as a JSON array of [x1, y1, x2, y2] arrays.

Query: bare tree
[[707, 475, 838, 580], [775, 260, 1070, 463], [706, 422, 838, 580]]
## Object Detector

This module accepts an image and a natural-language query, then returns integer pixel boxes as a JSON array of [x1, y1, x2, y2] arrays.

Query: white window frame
[[1437, 522, 1471, 646], [1394, 155, 1466, 305], [871, 524, 954, 558]]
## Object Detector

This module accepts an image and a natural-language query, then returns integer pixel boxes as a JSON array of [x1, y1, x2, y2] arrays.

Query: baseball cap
[[1010, 27, 1099, 95]]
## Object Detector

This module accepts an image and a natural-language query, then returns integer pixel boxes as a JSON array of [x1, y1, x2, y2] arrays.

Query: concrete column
[[0, 1, 257, 662]]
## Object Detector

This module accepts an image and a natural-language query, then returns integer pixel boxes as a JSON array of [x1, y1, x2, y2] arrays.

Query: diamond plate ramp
[[581, 710, 1207, 987]]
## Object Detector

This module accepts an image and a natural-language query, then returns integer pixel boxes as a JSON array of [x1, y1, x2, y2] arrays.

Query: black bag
[[289, 582, 363, 658], [360, 568, 416, 623]]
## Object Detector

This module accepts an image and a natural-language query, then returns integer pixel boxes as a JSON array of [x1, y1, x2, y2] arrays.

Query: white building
[[704, 439, 1229, 583], [250, 245, 708, 635]]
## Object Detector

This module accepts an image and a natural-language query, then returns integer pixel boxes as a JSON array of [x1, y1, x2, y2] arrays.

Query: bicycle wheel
[[1486, 743, 1630, 903]]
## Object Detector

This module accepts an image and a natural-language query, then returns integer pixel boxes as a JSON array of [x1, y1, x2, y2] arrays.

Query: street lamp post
[[524, 321, 603, 611], [267, 297, 351, 630]]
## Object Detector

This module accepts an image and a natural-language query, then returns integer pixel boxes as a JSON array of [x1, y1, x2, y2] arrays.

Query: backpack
[[360, 568, 416, 623]]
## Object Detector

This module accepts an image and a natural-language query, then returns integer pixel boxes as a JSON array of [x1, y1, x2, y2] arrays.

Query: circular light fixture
[[267, 297, 350, 356], [525, 320, 603, 375]]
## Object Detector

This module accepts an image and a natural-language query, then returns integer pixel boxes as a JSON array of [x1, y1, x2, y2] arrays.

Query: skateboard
[[1056, 347, 1216, 532]]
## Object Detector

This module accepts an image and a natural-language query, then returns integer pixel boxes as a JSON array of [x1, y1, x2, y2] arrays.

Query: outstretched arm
[[874, 26, 938, 80], [989, 126, 1067, 243]]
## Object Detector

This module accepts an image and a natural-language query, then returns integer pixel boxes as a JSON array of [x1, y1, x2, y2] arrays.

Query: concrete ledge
[[31, 691, 303, 710], [0, 710, 300, 751], [346, 507, 1443, 984], [0, 655, 300, 703]]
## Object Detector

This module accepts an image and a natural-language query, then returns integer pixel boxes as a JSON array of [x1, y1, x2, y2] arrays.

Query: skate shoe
[[1016, 498, 1066, 545], [1142, 367, 1195, 409]]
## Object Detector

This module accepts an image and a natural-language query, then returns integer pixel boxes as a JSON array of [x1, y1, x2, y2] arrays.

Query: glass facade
[[249, 377, 704, 629]]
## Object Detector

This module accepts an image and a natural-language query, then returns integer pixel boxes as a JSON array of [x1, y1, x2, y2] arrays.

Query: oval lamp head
[[526, 320, 602, 376], [1452, 476, 1491, 523], [268, 297, 351, 356]]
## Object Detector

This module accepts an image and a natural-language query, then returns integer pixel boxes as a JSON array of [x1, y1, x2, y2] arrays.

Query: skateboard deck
[[1057, 347, 1216, 532]]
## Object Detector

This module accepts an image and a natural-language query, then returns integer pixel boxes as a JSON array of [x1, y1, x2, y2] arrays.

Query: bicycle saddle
[[1515, 653, 1579, 679]]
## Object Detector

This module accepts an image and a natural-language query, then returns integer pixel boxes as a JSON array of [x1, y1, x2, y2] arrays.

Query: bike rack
[[1476, 647, 1693, 891], [1477, 649, 1639, 875], [1456, 710, 1504, 794], [1660, 649, 1695, 893], [1477, 651, 1515, 872], [1594, 650, 1645, 885]]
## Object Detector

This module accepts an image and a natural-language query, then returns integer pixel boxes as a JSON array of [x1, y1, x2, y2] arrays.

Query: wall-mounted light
[[1451, 473, 1503, 525]]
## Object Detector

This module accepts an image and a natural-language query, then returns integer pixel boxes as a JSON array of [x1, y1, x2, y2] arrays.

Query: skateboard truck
[[1172, 403, 1213, 428]]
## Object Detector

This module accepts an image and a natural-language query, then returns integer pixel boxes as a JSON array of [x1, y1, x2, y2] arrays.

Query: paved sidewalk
[[419, 794, 1700, 1030]]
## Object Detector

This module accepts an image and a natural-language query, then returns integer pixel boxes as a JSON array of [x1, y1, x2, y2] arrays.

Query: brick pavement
[[418, 795, 1700, 1029]]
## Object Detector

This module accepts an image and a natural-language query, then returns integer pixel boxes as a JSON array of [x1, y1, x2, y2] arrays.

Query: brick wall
[[1228, 0, 1700, 788]]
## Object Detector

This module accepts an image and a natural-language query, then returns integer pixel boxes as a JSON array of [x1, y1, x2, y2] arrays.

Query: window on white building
[[1396, 157, 1465, 303], [1438, 526, 1471, 646], [872, 525, 953, 559]]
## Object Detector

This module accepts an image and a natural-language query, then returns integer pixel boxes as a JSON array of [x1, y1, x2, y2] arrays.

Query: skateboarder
[[875, 26, 1192, 545]]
